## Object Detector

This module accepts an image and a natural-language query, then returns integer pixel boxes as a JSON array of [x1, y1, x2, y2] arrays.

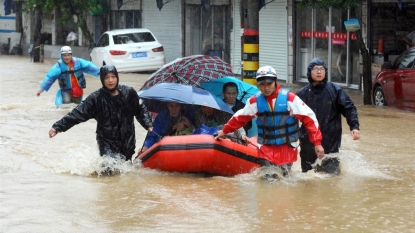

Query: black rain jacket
[[296, 58, 360, 153], [52, 66, 153, 161]]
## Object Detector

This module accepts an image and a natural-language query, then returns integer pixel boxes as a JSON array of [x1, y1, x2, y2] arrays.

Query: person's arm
[[78, 58, 100, 77], [36, 89, 44, 96], [216, 97, 257, 139], [49, 128, 58, 138], [132, 89, 153, 130], [337, 89, 361, 140], [223, 97, 257, 134], [142, 112, 165, 149], [234, 100, 253, 133], [288, 93, 321, 142], [233, 127, 246, 139], [50, 95, 96, 135], [177, 115, 194, 132], [138, 101, 153, 130], [288, 93, 324, 157], [38, 63, 62, 95]]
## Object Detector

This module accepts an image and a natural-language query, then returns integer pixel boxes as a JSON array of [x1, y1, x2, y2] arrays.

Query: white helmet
[[60, 46, 72, 54], [256, 66, 277, 84]]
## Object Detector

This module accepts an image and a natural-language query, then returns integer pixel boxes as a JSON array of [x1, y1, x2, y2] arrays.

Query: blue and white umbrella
[[138, 83, 233, 114]]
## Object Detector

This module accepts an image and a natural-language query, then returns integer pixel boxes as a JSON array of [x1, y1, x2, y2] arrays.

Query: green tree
[[299, 0, 372, 105], [26, 0, 107, 47]]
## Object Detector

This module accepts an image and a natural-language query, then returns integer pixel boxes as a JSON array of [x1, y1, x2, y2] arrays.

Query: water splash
[[336, 150, 394, 179], [233, 148, 394, 185], [1, 102, 78, 112], [33, 144, 136, 177]]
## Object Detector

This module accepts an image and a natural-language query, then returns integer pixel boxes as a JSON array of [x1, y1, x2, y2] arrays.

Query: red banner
[[300, 30, 313, 38], [314, 31, 329, 39], [300, 30, 357, 40], [332, 39, 345, 45]]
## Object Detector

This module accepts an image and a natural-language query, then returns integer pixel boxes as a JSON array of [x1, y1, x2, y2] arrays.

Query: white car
[[90, 28, 166, 72]]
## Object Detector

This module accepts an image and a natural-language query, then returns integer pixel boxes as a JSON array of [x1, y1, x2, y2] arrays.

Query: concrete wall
[[0, 0, 16, 45], [43, 45, 90, 60]]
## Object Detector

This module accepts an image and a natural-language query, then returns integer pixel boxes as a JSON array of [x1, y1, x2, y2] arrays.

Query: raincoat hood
[[307, 57, 328, 84], [100, 65, 119, 91]]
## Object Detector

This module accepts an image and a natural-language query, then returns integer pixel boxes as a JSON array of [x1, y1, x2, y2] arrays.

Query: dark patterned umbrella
[[140, 55, 234, 90]]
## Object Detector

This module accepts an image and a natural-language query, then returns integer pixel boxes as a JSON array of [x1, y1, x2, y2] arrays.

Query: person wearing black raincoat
[[48, 65, 153, 161], [296, 58, 361, 175]]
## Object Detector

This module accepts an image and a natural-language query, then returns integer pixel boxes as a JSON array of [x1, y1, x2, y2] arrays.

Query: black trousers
[[97, 139, 134, 161], [300, 141, 340, 175], [299, 142, 318, 173]]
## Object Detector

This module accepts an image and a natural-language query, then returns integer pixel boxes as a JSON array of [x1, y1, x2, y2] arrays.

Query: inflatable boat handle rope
[[138, 130, 164, 155], [213, 133, 259, 148]]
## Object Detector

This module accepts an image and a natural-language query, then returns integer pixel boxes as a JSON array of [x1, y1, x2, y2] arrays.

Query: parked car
[[90, 28, 166, 73], [372, 46, 415, 110]]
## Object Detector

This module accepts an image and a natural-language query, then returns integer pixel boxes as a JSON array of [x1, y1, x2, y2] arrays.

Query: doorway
[[295, 4, 361, 88], [184, 4, 230, 63]]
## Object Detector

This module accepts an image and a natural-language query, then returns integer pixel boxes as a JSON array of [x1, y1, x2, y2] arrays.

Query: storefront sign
[[332, 39, 345, 45], [344, 18, 360, 32], [300, 30, 357, 40], [300, 30, 312, 38], [314, 31, 328, 39]]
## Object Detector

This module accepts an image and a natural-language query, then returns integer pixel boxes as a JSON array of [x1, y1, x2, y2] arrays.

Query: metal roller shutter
[[142, 0, 182, 63], [259, 0, 288, 81]]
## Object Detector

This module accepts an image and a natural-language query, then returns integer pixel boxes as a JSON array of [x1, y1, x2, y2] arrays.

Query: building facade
[[4, 0, 414, 90]]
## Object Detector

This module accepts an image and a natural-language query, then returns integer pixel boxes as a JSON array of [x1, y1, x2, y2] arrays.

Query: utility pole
[[242, 0, 259, 85], [33, 9, 43, 62]]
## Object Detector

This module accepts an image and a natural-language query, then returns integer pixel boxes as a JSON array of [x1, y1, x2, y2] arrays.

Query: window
[[113, 32, 155, 45], [97, 34, 109, 47], [295, 3, 361, 87], [184, 5, 230, 62], [395, 48, 415, 69], [112, 10, 141, 29], [126, 11, 140, 28]]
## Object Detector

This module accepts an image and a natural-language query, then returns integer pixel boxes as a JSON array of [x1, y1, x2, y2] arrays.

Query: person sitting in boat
[[221, 82, 252, 134], [140, 102, 194, 153], [214, 66, 324, 176], [194, 106, 245, 141]]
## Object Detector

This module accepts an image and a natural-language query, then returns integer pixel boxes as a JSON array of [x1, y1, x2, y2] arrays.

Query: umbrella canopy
[[140, 55, 234, 90], [138, 83, 233, 114], [200, 76, 260, 103]]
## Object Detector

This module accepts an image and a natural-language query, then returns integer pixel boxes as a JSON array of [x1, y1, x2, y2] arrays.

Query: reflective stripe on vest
[[256, 88, 300, 146]]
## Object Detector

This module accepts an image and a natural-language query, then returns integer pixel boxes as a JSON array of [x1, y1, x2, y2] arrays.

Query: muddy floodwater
[[1, 55, 414, 232]]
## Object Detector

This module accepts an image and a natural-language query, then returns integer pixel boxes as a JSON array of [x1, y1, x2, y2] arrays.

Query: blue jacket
[[144, 109, 194, 148], [40, 57, 99, 92], [256, 89, 300, 145]]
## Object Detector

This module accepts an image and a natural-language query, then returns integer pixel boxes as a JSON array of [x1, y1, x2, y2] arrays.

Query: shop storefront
[[184, 1, 231, 63], [369, 1, 415, 64], [294, 2, 362, 89], [142, 0, 232, 64], [142, 0, 181, 63]]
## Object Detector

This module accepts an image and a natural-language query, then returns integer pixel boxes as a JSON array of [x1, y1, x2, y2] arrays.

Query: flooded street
[[1, 55, 414, 232]]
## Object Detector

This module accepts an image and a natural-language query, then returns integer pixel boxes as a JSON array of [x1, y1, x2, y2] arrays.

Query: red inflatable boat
[[134, 134, 267, 176]]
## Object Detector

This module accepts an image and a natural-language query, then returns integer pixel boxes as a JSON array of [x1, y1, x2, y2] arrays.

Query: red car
[[372, 46, 415, 111]]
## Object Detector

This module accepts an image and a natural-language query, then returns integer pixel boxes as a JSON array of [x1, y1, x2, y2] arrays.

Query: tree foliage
[[25, 0, 106, 44], [298, 0, 359, 9]]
